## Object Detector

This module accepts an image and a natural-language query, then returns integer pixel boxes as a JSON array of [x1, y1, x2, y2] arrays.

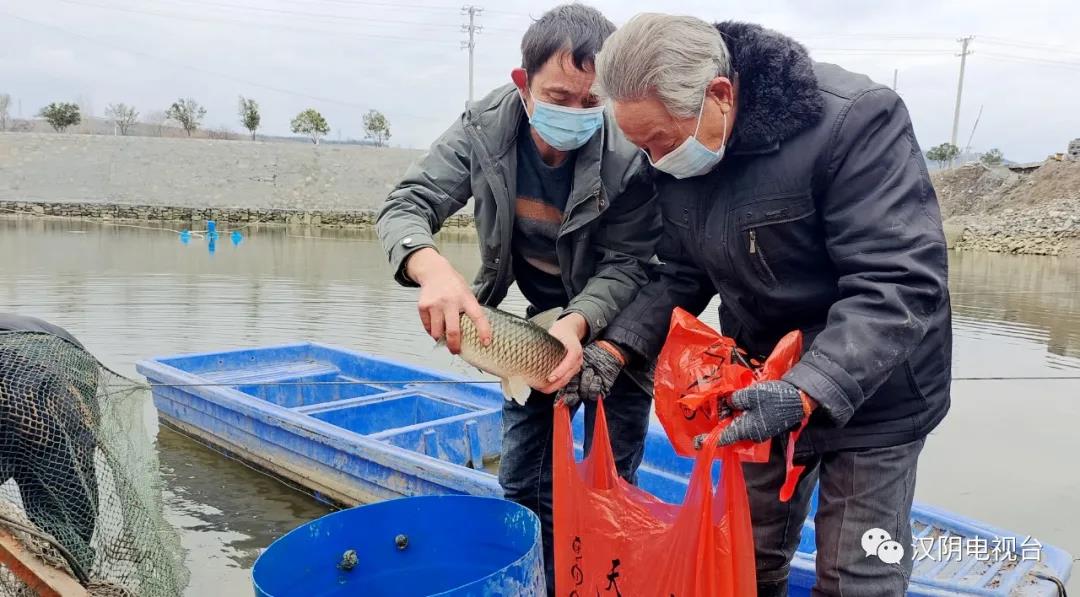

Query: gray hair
[[594, 13, 732, 118]]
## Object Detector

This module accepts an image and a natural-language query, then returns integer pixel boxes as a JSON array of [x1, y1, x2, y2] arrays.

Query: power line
[[794, 32, 956, 40], [480, 7, 530, 18], [152, 0, 467, 30], [809, 47, 954, 53], [979, 52, 1080, 71], [810, 48, 954, 56], [980, 36, 1080, 58], [953, 376, 1080, 381], [265, 0, 465, 12], [2, 12, 445, 122], [33, 0, 464, 42]]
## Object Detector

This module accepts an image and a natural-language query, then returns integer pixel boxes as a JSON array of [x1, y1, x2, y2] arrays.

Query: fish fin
[[528, 307, 563, 331], [500, 376, 533, 405]]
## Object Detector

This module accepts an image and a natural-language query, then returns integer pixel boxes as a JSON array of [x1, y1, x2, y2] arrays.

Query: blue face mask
[[520, 92, 605, 151], [648, 89, 729, 180]]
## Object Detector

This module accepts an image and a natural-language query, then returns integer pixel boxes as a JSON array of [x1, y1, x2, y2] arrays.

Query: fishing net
[[0, 331, 187, 597]]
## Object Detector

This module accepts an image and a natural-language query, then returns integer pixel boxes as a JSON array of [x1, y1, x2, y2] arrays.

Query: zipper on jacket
[[748, 229, 777, 285]]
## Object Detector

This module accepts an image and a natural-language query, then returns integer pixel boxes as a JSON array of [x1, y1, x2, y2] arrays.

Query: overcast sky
[[2, 0, 1078, 162]]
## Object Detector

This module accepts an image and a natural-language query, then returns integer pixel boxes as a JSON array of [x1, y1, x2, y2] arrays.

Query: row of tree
[[0, 93, 391, 146], [926, 142, 1005, 168]]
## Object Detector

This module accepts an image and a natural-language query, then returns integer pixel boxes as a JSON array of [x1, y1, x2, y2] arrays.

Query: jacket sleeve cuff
[[387, 231, 437, 287], [600, 324, 654, 366], [783, 355, 861, 426], [562, 298, 608, 344]]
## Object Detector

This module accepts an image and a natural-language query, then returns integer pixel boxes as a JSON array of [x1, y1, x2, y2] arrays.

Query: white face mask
[[647, 89, 728, 180]]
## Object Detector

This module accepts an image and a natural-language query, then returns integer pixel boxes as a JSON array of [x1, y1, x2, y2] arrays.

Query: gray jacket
[[376, 84, 659, 342]]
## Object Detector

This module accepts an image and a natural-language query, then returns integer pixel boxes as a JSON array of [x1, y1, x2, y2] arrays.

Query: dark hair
[[520, 4, 616, 74]]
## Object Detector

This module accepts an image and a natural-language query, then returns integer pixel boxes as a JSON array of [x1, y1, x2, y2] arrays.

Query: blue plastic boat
[[137, 342, 1073, 596]]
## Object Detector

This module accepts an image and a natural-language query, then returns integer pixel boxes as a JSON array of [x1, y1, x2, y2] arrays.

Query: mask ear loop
[[717, 111, 729, 153], [691, 87, 709, 140], [696, 82, 731, 154], [518, 89, 531, 119]]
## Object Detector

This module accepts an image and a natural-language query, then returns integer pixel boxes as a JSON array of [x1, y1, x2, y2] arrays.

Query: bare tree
[[980, 148, 1004, 166], [207, 126, 238, 140], [165, 98, 207, 136], [144, 110, 169, 136], [105, 103, 139, 135], [0, 94, 10, 131]]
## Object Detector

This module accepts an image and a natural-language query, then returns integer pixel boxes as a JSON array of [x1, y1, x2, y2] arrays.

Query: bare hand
[[406, 248, 491, 354], [536, 313, 587, 394]]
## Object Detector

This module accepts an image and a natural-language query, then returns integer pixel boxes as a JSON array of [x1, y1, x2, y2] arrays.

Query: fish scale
[[457, 306, 567, 401]]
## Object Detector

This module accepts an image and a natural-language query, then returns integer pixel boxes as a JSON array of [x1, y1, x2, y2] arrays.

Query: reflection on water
[[949, 251, 1080, 369], [1, 217, 1079, 594]]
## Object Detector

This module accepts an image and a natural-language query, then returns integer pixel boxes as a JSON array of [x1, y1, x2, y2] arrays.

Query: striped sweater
[[512, 121, 576, 311]]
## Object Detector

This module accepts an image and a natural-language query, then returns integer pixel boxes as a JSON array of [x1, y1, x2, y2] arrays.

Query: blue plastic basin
[[252, 495, 544, 596]]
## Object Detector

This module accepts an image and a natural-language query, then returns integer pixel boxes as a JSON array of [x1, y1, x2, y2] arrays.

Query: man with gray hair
[[560, 14, 952, 595], [377, 5, 658, 593]]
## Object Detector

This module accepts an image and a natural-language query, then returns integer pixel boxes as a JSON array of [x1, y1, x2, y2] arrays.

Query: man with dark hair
[[376, 4, 658, 592]]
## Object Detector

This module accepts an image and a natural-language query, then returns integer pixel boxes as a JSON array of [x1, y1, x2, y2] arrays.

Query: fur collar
[[714, 21, 824, 151]]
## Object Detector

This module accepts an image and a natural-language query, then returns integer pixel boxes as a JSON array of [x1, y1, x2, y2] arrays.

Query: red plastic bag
[[654, 308, 807, 500], [553, 400, 756, 596]]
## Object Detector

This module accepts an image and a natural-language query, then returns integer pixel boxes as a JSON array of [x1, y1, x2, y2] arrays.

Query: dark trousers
[[746, 435, 925, 596], [498, 372, 652, 597]]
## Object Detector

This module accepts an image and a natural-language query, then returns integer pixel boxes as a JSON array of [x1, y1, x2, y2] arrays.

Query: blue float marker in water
[[231, 230, 243, 246], [208, 235, 217, 255], [206, 220, 218, 239], [179, 230, 191, 245]]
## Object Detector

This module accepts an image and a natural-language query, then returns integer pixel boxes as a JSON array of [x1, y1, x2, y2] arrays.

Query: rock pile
[[932, 160, 1080, 256]]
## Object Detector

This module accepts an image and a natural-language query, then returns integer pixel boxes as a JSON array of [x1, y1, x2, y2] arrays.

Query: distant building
[[1069, 138, 1080, 160]]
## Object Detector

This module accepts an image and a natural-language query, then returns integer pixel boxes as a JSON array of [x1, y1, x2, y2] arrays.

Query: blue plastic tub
[[252, 495, 544, 596]]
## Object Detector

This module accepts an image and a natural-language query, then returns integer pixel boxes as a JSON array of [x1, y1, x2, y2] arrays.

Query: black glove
[[558, 341, 625, 407], [707, 380, 811, 446]]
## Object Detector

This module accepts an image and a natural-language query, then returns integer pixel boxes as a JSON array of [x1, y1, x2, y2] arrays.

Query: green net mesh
[[0, 332, 188, 596]]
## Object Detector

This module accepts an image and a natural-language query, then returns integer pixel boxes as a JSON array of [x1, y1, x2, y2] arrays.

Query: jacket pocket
[[735, 192, 816, 287]]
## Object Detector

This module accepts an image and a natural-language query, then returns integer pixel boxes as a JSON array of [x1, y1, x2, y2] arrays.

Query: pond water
[[1, 217, 1077, 594]]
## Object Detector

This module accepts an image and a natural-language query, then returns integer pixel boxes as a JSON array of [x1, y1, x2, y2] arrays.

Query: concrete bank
[[0, 132, 422, 212], [0, 199, 474, 229]]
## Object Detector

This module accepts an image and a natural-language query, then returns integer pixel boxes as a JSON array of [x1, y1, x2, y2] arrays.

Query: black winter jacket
[[603, 22, 952, 453]]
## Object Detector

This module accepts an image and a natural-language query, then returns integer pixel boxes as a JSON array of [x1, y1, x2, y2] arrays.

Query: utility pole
[[950, 36, 974, 164], [964, 104, 984, 156], [461, 5, 483, 105]]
